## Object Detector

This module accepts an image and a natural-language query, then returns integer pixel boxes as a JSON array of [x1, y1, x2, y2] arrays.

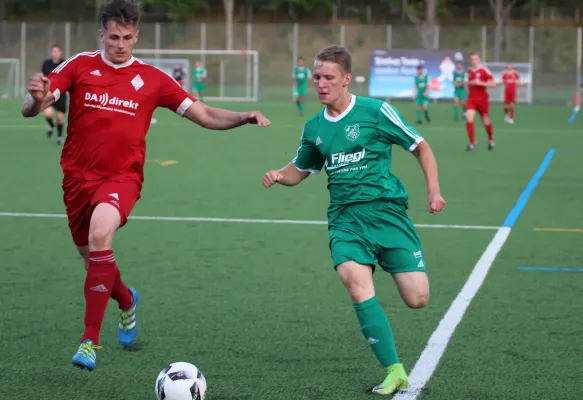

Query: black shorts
[[52, 95, 67, 113]]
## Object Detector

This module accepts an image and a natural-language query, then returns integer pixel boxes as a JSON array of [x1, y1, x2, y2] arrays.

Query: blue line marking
[[518, 266, 583, 273], [503, 148, 556, 228]]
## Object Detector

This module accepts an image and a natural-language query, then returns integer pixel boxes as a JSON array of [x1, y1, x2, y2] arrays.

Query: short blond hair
[[315, 45, 352, 73]]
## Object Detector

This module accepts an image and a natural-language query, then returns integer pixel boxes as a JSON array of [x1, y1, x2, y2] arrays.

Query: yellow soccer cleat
[[372, 363, 409, 396]]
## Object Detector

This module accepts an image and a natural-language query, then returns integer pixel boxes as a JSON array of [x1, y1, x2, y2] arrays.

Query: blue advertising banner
[[368, 49, 465, 99]]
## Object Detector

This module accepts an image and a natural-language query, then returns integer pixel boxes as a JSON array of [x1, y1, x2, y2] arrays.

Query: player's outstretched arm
[[412, 141, 446, 214], [22, 73, 55, 117], [262, 163, 309, 188], [183, 101, 270, 130]]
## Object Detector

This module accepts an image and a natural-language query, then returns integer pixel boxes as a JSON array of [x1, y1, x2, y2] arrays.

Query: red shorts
[[62, 176, 142, 246], [504, 90, 516, 104], [466, 96, 489, 116]]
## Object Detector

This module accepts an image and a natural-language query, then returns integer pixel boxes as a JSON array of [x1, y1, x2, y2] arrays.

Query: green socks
[[353, 296, 400, 367], [296, 101, 305, 114], [453, 105, 459, 119], [415, 109, 422, 122]]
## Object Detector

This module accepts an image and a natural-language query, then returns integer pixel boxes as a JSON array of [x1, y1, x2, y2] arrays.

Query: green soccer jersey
[[453, 70, 467, 90], [292, 95, 424, 219], [293, 66, 311, 88], [192, 67, 207, 82], [415, 74, 429, 97]]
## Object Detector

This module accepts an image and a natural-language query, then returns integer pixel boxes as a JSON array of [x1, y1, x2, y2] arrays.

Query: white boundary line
[[393, 227, 512, 399], [0, 212, 499, 230]]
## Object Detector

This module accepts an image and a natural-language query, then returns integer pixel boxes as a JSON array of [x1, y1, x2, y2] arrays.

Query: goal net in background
[[134, 50, 259, 102], [484, 62, 533, 104], [0, 58, 20, 99]]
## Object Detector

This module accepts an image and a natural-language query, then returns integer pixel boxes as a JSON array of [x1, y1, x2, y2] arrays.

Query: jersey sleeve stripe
[[176, 98, 194, 116], [52, 50, 100, 74], [293, 164, 321, 175], [380, 103, 423, 141]]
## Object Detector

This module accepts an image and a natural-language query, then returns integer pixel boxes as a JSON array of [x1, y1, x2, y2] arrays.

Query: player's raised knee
[[403, 291, 429, 309], [88, 203, 121, 250]]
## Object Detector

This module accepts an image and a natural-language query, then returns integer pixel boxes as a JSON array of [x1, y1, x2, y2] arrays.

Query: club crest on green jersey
[[344, 124, 360, 142]]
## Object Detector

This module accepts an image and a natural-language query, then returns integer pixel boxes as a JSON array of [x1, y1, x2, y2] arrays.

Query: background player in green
[[192, 59, 207, 101], [413, 64, 430, 124], [453, 61, 468, 121], [292, 56, 312, 116], [262, 45, 446, 396]]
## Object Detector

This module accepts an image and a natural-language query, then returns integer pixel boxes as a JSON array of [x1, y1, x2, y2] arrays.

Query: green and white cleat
[[372, 363, 408, 396]]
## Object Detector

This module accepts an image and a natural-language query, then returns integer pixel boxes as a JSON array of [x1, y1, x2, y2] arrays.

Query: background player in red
[[21, 0, 270, 371], [502, 63, 521, 124], [465, 52, 496, 151]]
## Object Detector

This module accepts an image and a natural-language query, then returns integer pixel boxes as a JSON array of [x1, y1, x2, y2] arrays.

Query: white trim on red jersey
[[52, 50, 100, 75], [100, 50, 136, 69]]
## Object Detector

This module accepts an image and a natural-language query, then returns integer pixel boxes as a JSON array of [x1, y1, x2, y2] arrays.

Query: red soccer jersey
[[502, 70, 520, 93], [48, 50, 196, 181], [467, 65, 493, 98]]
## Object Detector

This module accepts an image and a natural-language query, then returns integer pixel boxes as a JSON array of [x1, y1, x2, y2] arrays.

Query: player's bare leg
[[392, 272, 429, 309], [481, 114, 495, 150], [465, 109, 477, 151], [56, 111, 65, 145], [337, 261, 408, 395], [43, 106, 55, 138], [73, 203, 137, 370]]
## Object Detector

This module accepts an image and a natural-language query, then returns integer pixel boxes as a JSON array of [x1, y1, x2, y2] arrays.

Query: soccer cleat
[[46, 127, 53, 138], [488, 140, 495, 151], [56, 138, 63, 146], [72, 339, 101, 370], [466, 143, 476, 152], [372, 363, 409, 396], [118, 287, 139, 348]]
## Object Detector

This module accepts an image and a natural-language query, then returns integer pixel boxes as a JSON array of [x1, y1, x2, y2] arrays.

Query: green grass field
[[1, 98, 582, 400]]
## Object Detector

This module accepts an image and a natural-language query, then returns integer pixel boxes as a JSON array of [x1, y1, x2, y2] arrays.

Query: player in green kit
[[292, 57, 312, 116], [192, 60, 207, 101], [262, 46, 446, 396], [413, 65, 430, 124], [453, 61, 468, 121]]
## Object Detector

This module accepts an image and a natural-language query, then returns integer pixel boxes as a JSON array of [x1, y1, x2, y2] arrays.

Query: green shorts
[[328, 200, 426, 273], [415, 96, 429, 107], [294, 86, 308, 98], [193, 82, 205, 93], [454, 89, 467, 101]]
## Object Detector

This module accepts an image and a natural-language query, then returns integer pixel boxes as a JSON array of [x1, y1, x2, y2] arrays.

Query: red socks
[[82, 250, 132, 344], [466, 122, 476, 145], [485, 123, 494, 141], [111, 267, 132, 310], [509, 107, 515, 119]]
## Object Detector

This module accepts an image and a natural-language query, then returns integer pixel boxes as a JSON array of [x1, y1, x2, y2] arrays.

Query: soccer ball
[[155, 362, 207, 400]]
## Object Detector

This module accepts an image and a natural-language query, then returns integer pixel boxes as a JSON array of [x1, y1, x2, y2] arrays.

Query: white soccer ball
[[155, 362, 207, 400]]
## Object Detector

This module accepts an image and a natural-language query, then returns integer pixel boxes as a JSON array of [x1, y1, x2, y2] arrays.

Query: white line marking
[[0, 212, 499, 230], [393, 227, 512, 400]]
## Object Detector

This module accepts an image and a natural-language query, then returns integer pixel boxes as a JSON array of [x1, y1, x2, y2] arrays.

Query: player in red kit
[[465, 52, 496, 151], [501, 63, 521, 124], [21, 0, 270, 371]]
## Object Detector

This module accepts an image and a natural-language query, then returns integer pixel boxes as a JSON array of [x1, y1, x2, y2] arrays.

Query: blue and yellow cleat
[[72, 339, 100, 371], [118, 287, 139, 348], [372, 363, 409, 396]]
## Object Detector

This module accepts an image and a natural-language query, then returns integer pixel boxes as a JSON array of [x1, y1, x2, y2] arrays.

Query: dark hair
[[315, 45, 352, 73], [51, 44, 61, 50], [101, 0, 141, 29]]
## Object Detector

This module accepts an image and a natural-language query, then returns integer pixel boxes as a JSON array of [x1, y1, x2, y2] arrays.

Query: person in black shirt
[[41, 44, 67, 145], [172, 64, 184, 87]]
